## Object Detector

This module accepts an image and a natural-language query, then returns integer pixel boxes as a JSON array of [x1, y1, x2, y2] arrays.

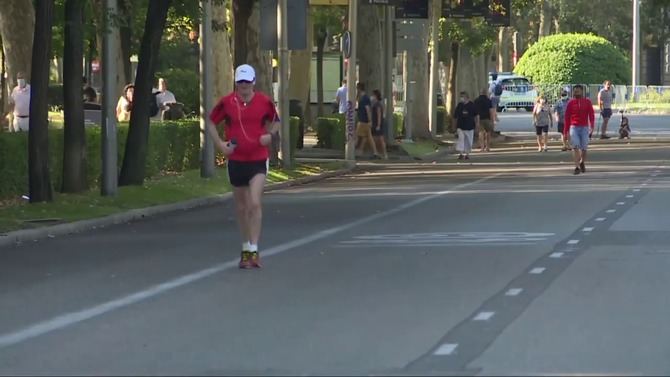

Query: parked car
[[489, 73, 538, 112]]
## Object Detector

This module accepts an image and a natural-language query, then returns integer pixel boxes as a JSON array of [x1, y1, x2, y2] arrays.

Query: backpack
[[494, 82, 503, 96]]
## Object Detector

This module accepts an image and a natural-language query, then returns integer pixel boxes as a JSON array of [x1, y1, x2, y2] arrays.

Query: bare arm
[[366, 105, 372, 125], [375, 106, 382, 128]]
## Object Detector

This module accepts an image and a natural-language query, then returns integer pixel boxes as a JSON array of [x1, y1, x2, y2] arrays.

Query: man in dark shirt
[[473, 88, 495, 152], [355, 82, 379, 159], [453, 91, 477, 160]]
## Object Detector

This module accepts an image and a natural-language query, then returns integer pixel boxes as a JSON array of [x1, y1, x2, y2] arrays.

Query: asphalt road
[[2, 143, 670, 375], [495, 111, 670, 137]]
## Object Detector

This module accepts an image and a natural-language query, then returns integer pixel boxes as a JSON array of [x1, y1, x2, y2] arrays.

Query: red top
[[563, 97, 595, 137], [209, 92, 279, 162]]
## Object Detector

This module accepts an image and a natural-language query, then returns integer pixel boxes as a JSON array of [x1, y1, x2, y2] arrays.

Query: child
[[619, 116, 631, 139]]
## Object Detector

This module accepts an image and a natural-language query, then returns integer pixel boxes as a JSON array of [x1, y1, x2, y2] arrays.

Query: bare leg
[[376, 136, 388, 158], [232, 187, 251, 244], [247, 174, 266, 245], [543, 132, 548, 149], [601, 117, 609, 136], [366, 130, 378, 155], [537, 135, 542, 151]]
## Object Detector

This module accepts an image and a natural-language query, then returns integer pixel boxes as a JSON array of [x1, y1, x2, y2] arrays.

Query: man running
[[597, 80, 613, 139], [564, 84, 595, 175], [208, 64, 279, 269]]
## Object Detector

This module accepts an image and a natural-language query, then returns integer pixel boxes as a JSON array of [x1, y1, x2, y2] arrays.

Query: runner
[[597, 80, 613, 139], [208, 64, 279, 269], [554, 89, 571, 151], [564, 84, 595, 175]]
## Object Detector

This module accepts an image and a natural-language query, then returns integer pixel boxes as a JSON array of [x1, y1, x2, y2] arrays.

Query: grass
[[0, 161, 345, 234], [399, 139, 442, 159]]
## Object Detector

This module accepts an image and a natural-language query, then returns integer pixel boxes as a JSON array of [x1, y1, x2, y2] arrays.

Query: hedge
[[514, 33, 630, 85], [0, 121, 201, 200]]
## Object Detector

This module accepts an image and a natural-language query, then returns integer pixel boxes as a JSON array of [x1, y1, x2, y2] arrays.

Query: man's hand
[[216, 139, 236, 156]]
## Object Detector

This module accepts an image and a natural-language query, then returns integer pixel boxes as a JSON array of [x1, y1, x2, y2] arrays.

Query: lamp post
[[632, 0, 640, 91]]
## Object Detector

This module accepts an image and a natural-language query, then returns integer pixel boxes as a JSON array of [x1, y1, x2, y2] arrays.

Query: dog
[[618, 115, 631, 139]]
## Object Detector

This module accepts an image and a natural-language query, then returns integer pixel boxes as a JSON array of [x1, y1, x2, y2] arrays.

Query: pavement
[[2, 139, 670, 375]]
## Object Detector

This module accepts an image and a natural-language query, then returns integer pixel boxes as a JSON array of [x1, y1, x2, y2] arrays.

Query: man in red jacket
[[563, 85, 595, 175]]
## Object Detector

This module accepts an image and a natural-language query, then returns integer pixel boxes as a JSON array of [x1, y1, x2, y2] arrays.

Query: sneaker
[[573, 167, 581, 175], [543, 146, 548, 152], [600, 135, 611, 140], [457, 154, 464, 160], [464, 155, 470, 160], [239, 251, 253, 269], [561, 147, 568, 152], [250, 251, 262, 268], [580, 161, 586, 173]]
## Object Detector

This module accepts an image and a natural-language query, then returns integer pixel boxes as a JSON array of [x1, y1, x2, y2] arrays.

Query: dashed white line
[[616, 202, 626, 206], [567, 239, 580, 245], [633, 189, 641, 192], [626, 195, 634, 198], [595, 218, 606, 222], [530, 267, 546, 274], [582, 227, 594, 232], [606, 209, 616, 213], [473, 312, 496, 321], [505, 288, 523, 296], [550, 252, 564, 258], [642, 183, 648, 186], [434, 343, 459, 356]]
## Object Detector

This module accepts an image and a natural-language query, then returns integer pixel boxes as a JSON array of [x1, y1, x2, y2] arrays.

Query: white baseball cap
[[235, 64, 255, 83]]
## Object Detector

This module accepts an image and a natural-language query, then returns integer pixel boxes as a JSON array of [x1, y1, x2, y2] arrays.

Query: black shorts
[[557, 122, 565, 134], [601, 108, 613, 119], [535, 125, 549, 135], [227, 160, 268, 187], [371, 122, 386, 137]]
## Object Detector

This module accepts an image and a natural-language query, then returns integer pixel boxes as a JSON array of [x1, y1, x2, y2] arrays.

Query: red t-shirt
[[209, 92, 279, 162], [563, 97, 595, 137]]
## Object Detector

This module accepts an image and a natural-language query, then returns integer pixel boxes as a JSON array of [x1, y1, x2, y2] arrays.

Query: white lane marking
[[473, 312, 495, 321], [642, 183, 648, 186], [530, 267, 546, 274], [626, 195, 634, 198], [0, 175, 502, 349], [505, 288, 523, 296], [633, 189, 641, 192], [651, 174, 659, 177], [595, 218, 607, 222], [606, 209, 616, 213], [338, 232, 555, 247], [567, 239, 580, 245], [616, 202, 626, 206], [434, 343, 459, 356], [550, 252, 564, 258], [582, 227, 594, 232]]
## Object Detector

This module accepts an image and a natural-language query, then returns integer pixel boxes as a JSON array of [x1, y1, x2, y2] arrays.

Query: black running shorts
[[227, 160, 268, 187]]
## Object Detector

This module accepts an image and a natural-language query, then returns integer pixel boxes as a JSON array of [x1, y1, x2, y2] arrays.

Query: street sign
[[342, 31, 352, 58], [442, 0, 488, 18], [394, 19, 426, 52], [485, 0, 511, 26], [395, 0, 428, 18]]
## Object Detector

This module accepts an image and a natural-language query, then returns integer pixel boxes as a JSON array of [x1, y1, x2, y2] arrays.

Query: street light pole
[[633, 0, 640, 90], [200, 0, 215, 178], [101, 0, 118, 196], [428, 0, 440, 137], [345, 0, 358, 163], [278, 0, 292, 168]]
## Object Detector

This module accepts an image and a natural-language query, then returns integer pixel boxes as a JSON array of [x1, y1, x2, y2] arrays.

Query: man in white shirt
[[9, 72, 31, 132], [155, 78, 180, 120], [335, 79, 347, 114]]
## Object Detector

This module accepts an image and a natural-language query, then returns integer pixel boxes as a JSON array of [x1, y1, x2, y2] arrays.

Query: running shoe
[[573, 167, 581, 175], [239, 251, 253, 269], [580, 161, 586, 173], [250, 251, 262, 268]]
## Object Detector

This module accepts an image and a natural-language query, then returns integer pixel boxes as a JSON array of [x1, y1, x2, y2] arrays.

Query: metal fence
[[506, 84, 670, 108]]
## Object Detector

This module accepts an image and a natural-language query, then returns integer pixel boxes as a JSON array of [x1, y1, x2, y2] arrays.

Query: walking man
[[355, 82, 380, 159], [474, 87, 495, 152], [335, 79, 347, 114], [597, 80, 613, 139], [208, 64, 280, 269], [564, 84, 595, 175], [454, 91, 477, 160]]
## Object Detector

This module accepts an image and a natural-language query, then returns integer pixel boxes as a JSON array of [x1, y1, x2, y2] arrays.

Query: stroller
[[618, 110, 631, 139]]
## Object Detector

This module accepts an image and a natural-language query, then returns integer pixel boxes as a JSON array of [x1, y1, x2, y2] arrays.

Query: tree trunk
[[538, 0, 552, 39], [289, 7, 312, 110], [315, 29, 326, 117], [118, 0, 172, 186], [62, 0, 87, 193], [212, 0, 234, 100], [232, 0, 273, 97], [1, 34, 6, 128], [119, 0, 133, 84], [28, 0, 54, 203], [0, 0, 35, 93], [446, 42, 459, 122], [357, 3, 383, 94], [233, 0, 253, 68], [498, 27, 512, 72], [406, 22, 431, 139], [91, 0, 125, 97]]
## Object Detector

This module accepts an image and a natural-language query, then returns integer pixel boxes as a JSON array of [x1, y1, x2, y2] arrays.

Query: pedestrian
[[208, 64, 279, 269], [453, 91, 477, 160], [564, 84, 595, 175], [489, 72, 501, 120], [532, 95, 553, 152], [474, 87, 495, 152], [355, 82, 380, 159], [554, 89, 571, 151], [335, 79, 347, 114], [371, 89, 388, 159], [116, 84, 134, 122], [8, 72, 31, 132], [597, 80, 613, 139], [155, 78, 183, 120]]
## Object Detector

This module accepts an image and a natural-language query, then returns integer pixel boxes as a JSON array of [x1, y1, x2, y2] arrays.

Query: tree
[[0, 0, 35, 95], [357, 3, 383, 98], [62, 0, 87, 193], [212, 0, 234, 100], [404, 21, 431, 139], [232, 0, 273, 96], [119, 0, 172, 186], [29, 0, 55, 203]]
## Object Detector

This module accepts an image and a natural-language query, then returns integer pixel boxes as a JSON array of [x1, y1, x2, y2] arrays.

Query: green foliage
[[155, 68, 199, 115], [48, 85, 65, 110], [289, 116, 300, 159], [514, 33, 631, 84], [316, 114, 346, 150], [312, 5, 347, 44], [638, 88, 670, 103], [0, 121, 201, 200], [393, 112, 404, 138], [438, 17, 496, 61]]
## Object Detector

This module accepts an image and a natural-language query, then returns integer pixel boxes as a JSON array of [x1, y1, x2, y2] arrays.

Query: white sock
[[242, 242, 251, 251], [249, 244, 258, 252]]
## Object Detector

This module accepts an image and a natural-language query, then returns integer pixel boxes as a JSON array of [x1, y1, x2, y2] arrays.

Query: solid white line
[[434, 343, 459, 356], [582, 227, 594, 232], [0, 174, 502, 349], [530, 267, 546, 274], [595, 218, 606, 222], [505, 288, 523, 296], [567, 239, 580, 245], [550, 252, 564, 258], [473, 312, 495, 321]]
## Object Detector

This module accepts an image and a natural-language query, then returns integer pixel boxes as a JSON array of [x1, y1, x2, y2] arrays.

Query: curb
[[0, 166, 356, 248]]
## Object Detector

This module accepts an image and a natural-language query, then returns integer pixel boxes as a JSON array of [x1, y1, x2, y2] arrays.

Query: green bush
[[393, 112, 404, 138], [155, 68, 200, 116], [638, 88, 670, 104], [437, 106, 447, 134], [316, 114, 346, 150], [514, 33, 630, 85], [0, 121, 201, 200]]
